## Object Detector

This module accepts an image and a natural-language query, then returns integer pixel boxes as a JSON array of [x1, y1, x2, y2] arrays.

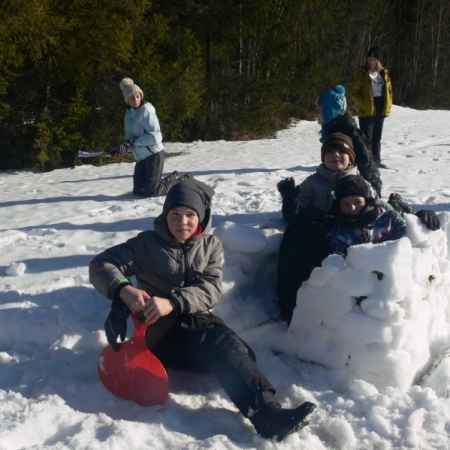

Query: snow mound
[[286, 212, 450, 392]]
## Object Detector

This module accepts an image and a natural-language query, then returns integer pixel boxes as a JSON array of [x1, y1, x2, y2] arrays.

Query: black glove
[[118, 140, 133, 155], [416, 210, 440, 231], [277, 178, 300, 200], [304, 206, 334, 221], [104, 298, 130, 352], [387, 193, 415, 214]]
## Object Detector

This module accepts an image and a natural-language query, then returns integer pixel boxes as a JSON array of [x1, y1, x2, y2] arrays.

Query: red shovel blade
[[97, 312, 169, 406]]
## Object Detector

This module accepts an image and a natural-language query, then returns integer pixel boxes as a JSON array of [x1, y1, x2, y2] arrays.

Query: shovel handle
[[130, 311, 149, 339]]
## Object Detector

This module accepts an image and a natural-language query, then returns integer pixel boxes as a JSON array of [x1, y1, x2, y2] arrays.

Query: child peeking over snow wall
[[284, 203, 450, 393], [327, 175, 406, 258], [276, 132, 440, 324]]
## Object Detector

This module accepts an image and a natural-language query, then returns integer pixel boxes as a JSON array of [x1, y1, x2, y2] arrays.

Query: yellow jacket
[[350, 67, 393, 118]]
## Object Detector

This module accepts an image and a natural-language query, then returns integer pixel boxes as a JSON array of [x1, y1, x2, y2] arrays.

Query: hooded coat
[[89, 208, 222, 316], [89, 204, 278, 416]]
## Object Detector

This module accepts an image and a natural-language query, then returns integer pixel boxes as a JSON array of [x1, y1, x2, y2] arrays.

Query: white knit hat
[[119, 78, 144, 103]]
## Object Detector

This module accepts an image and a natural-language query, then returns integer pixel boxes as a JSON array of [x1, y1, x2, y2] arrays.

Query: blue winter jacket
[[124, 102, 164, 162]]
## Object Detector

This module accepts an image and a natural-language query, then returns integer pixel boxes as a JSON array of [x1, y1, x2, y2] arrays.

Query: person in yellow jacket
[[351, 46, 393, 169]]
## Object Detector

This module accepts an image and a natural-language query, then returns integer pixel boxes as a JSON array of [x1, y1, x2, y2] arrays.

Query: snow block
[[288, 213, 450, 392]]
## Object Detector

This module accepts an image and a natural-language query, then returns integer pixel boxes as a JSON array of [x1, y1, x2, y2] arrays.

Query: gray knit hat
[[163, 179, 215, 223], [119, 78, 144, 103]]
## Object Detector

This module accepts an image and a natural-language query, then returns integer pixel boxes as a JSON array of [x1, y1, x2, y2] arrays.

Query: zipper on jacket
[[179, 241, 189, 287], [326, 188, 332, 212]]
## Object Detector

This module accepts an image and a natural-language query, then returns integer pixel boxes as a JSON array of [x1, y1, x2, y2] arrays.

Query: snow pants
[[359, 97, 385, 164], [276, 220, 329, 322], [147, 313, 275, 417], [133, 150, 178, 197]]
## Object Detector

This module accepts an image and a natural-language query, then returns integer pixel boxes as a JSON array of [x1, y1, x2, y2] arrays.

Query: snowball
[[348, 380, 379, 398], [5, 262, 26, 277], [324, 418, 357, 449], [368, 413, 392, 438]]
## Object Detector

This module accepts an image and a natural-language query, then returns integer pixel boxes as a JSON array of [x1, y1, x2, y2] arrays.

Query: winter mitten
[[118, 140, 133, 155], [104, 298, 130, 352], [387, 193, 414, 214], [416, 210, 440, 231], [277, 178, 300, 200]]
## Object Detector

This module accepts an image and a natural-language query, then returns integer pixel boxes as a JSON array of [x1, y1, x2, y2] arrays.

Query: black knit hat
[[321, 132, 356, 164], [367, 46, 381, 60], [335, 175, 370, 204], [163, 179, 215, 222]]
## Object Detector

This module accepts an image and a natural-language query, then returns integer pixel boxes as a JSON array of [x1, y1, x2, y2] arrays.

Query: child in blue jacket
[[118, 78, 192, 197]]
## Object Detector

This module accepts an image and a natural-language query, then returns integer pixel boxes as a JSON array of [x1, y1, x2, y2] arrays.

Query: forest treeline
[[1, 0, 449, 171]]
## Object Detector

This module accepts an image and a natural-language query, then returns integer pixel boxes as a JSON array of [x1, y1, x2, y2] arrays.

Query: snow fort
[[286, 212, 450, 392]]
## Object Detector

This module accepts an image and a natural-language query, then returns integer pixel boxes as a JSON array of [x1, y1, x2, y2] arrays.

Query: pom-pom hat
[[120, 78, 144, 103], [317, 85, 347, 124]]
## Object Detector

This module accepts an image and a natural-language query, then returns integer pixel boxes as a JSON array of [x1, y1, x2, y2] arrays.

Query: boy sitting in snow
[[327, 175, 407, 258], [276, 132, 376, 322], [90, 179, 317, 441]]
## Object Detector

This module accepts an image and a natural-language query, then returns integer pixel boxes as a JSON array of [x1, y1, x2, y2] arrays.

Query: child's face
[[324, 149, 350, 172], [128, 92, 142, 108], [367, 57, 379, 71], [340, 195, 366, 215], [167, 206, 199, 240]]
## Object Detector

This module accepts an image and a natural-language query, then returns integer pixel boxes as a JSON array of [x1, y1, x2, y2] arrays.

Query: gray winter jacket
[[298, 164, 376, 213], [89, 210, 222, 315]]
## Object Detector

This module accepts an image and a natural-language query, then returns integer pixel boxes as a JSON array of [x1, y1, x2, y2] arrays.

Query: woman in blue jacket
[[118, 78, 192, 197]]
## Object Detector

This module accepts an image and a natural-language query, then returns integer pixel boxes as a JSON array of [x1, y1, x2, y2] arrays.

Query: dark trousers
[[276, 220, 329, 321], [149, 316, 275, 417], [133, 151, 178, 197], [359, 97, 385, 163]]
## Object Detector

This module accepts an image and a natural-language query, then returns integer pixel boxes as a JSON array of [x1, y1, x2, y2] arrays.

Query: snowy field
[[1, 105, 450, 449]]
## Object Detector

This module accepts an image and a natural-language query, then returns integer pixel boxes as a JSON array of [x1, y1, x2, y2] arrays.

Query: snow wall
[[286, 213, 450, 392], [215, 212, 450, 394]]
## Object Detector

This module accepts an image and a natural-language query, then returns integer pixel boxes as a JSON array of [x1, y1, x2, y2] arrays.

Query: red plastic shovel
[[97, 312, 169, 406]]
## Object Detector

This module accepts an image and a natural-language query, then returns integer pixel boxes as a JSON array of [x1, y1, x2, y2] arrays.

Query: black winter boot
[[164, 170, 179, 183], [250, 397, 317, 441], [178, 172, 194, 181]]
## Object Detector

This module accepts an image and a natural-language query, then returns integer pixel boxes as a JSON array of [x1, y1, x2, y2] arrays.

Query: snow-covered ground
[[1, 105, 450, 449]]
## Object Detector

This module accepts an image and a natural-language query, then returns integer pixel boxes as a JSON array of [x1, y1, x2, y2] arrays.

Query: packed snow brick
[[287, 212, 450, 392]]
